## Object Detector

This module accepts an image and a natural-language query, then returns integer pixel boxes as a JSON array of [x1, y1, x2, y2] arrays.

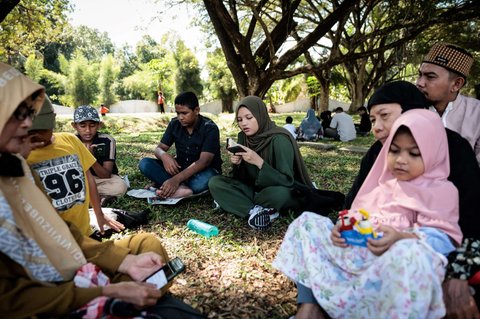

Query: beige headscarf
[[0, 63, 86, 282]]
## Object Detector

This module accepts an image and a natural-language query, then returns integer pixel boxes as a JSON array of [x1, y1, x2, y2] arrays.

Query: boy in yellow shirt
[[26, 98, 124, 236]]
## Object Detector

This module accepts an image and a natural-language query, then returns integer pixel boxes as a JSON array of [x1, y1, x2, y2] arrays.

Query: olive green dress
[[209, 134, 303, 218]]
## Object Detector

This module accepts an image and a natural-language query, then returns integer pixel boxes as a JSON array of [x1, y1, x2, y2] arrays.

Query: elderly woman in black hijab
[[293, 80, 480, 319], [346, 80, 480, 237], [345, 81, 432, 207], [208, 96, 313, 230]]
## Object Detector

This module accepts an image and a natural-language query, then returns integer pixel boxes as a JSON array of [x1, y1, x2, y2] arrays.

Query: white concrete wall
[[200, 100, 223, 114], [110, 100, 158, 113], [53, 98, 350, 115], [329, 99, 351, 111], [274, 98, 350, 113], [53, 104, 74, 115], [200, 98, 349, 114], [274, 98, 310, 113]]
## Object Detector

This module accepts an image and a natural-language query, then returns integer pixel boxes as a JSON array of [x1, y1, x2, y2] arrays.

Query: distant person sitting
[[355, 106, 372, 136], [99, 104, 109, 117], [319, 110, 332, 133], [297, 109, 323, 141], [283, 116, 297, 139], [324, 107, 356, 141], [72, 105, 128, 205], [26, 99, 124, 236], [139, 91, 222, 199]]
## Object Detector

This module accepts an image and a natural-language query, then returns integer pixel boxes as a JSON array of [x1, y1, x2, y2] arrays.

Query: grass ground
[[57, 112, 374, 319]]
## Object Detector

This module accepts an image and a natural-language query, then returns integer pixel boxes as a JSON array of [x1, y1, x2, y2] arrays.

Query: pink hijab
[[351, 109, 462, 245]]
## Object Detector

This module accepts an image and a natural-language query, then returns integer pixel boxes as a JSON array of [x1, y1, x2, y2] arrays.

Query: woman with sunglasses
[[0, 63, 203, 318]]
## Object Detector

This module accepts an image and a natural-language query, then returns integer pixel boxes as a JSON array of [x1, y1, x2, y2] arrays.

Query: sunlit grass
[[55, 112, 368, 318]]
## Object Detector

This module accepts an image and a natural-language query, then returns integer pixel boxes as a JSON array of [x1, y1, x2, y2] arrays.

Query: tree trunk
[[268, 96, 277, 113], [319, 84, 330, 113], [317, 71, 331, 113], [309, 96, 317, 111], [350, 82, 365, 111], [202, 0, 358, 100], [346, 58, 367, 111], [221, 98, 233, 113]]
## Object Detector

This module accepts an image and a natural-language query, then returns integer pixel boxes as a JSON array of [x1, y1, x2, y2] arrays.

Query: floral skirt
[[273, 212, 447, 318]]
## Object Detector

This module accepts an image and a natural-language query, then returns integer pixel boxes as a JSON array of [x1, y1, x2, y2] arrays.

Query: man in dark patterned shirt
[[139, 92, 222, 199]]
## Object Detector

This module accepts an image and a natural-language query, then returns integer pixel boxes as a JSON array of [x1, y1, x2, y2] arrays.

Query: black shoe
[[248, 206, 279, 230], [113, 209, 150, 228]]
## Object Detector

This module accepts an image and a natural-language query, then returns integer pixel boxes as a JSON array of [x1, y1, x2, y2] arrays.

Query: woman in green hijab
[[208, 96, 313, 230]]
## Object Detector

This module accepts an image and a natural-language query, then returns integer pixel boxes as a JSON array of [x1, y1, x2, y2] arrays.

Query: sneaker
[[248, 205, 279, 230], [212, 200, 221, 210]]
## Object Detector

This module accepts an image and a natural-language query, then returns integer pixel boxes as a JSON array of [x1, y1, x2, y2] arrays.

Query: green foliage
[[62, 51, 99, 107], [24, 55, 44, 82], [306, 76, 350, 103], [329, 69, 351, 103], [267, 75, 306, 104], [41, 69, 66, 103], [0, 0, 72, 63], [114, 36, 180, 103], [306, 76, 321, 98], [23, 54, 68, 104], [97, 54, 120, 106], [41, 26, 76, 74], [70, 25, 115, 61], [120, 67, 159, 101], [136, 35, 162, 64], [115, 45, 138, 79], [174, 40, 203, 97], [206, 48, 237, 101], [146, 55, 177, 104]]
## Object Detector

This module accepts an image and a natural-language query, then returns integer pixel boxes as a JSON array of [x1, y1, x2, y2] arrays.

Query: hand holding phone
[[145, 257, 185, 289], [226, 138, 245, 153], [227, 145, 245, 153]]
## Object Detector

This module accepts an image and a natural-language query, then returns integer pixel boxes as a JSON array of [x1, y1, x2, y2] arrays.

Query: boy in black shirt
[[139, 92, 222, 199], [72, 105, 127, 205]]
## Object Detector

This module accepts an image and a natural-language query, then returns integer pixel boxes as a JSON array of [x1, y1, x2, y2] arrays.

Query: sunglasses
[[13, 101, 36, 121]]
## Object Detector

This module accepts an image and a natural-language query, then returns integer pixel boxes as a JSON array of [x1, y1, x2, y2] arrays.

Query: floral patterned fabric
[[446, 238, 480, 283], [71, 263, 142, 319], [273, 212, 448, 318]]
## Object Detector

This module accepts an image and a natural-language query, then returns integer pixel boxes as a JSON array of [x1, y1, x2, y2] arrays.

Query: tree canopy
[[2, 0, 480, 110], [0, 0, 72, 64], [200, 0, 480, 109]]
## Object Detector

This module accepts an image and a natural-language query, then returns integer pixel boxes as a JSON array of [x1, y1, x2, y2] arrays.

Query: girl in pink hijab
[[350, 108, 462, 248], [273, 109, 462, 318]]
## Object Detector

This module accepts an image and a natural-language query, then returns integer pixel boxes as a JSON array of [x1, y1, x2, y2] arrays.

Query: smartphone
[[226, 138, 245, 153], [227, 145, 245, 153], [145, 257, 186, 289]]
